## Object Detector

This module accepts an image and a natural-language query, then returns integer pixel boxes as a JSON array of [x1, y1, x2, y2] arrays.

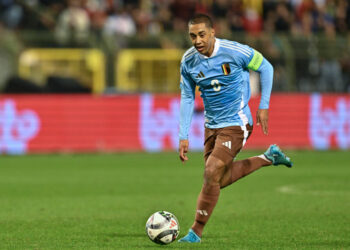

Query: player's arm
[[247, 50, 274, 135], [179, 63, 196, 163]]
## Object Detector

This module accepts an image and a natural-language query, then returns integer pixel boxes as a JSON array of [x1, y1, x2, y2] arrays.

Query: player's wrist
[[258, 106, 269, 110]]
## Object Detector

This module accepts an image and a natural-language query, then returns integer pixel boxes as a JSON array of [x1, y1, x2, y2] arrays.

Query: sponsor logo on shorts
[[222, 141, 231, 149]]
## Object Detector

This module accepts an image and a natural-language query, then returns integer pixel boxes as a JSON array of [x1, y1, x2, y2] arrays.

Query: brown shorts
[[204, 124, 253, 165]]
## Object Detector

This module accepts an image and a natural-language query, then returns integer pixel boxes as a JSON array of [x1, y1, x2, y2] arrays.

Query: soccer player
[[178, 14, 292, 243]]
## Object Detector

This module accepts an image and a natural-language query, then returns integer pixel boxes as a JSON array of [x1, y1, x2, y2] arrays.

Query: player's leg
[[190, 155, 226, 238], [220, 143, 293, 188], [217, 124, 257, 188], [220, 156, 271, 188], [179, 126, 245, 242], [179, 128, 222, 242]]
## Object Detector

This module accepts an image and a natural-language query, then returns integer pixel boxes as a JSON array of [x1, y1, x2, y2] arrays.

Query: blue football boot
[[264, 144, 293, 168], [178, 229, 201, 243]]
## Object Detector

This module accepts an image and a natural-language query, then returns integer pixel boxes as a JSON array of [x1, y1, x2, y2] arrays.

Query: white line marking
[[277, 185, 350, 196]]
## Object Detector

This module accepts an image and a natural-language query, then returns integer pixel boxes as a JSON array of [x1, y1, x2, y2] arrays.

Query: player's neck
[[206, 37, 216, 57], [205, 38, 216, 57]]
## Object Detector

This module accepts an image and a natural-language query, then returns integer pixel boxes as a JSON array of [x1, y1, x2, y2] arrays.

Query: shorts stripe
[[241, 125, 249, 146], [238, 95, 248, 125]]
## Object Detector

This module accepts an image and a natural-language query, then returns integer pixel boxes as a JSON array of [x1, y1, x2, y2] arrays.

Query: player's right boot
[[178, 229, 201, 243], [264, 144, 293, 168]]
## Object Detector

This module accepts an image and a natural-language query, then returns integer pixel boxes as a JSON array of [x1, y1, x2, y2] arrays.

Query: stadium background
[[1, 0, 349, 154]]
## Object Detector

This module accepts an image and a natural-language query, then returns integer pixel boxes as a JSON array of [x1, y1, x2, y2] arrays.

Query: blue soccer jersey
[[179, 38, 273, 140]]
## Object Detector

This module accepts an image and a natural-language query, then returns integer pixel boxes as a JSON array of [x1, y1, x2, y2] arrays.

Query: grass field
[[0, 150, 349, 249]]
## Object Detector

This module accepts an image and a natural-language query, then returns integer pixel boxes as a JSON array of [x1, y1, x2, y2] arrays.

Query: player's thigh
[[210, 125, 253, 166], [203, 127, 216, 163]]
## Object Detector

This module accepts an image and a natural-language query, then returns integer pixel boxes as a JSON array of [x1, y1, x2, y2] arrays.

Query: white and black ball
[[145, 211, 180, 245]]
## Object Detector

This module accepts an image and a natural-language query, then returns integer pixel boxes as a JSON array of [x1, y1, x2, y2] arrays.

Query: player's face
[[188, 23, 215, 57]]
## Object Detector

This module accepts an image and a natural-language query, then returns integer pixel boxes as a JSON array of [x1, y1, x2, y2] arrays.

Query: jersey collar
[[199, 38, 220, 59]]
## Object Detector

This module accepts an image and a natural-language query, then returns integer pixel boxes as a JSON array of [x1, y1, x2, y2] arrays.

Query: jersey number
[[211, 79, 221, 92]]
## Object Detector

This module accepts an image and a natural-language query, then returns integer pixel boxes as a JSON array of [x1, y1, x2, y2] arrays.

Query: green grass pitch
[[0, 150, 349, 249]]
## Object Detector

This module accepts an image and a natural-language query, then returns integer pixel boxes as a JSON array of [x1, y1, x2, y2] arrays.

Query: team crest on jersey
[[221, 63, 231, 75]]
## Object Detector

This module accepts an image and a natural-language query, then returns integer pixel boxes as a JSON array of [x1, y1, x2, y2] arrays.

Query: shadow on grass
[[105, 233, 145, 238], [105, 233, 206, 248], [201, 234, 230, 239]]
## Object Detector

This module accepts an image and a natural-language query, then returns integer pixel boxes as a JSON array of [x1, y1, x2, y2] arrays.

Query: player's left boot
[[178, 229, 201, 243], [264, 144, 293, 168]]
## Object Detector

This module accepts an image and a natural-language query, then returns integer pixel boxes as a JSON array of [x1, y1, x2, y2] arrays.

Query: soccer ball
[[145, 211, 180, 245]]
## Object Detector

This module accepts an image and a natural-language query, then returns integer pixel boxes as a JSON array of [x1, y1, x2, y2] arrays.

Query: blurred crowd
[[1, 0, 350, 93], [1, 0, 350, 39]]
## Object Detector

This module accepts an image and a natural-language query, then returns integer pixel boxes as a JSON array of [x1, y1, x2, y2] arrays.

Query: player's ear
[[211, 27, 215, 37]]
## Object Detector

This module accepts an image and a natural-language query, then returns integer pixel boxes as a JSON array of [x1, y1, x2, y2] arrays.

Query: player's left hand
[[256, 109, 269, 135]]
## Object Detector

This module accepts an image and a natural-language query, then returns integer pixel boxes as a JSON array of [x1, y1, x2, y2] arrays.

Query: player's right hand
[[179, 139, 189, 163], [256, 109, 269, 135]]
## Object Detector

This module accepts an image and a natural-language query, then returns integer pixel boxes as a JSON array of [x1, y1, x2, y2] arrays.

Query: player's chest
[[188, 60, 241, 86]]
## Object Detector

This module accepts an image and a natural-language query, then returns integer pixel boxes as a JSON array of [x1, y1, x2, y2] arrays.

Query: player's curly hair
[[188, 13, 213, 28]]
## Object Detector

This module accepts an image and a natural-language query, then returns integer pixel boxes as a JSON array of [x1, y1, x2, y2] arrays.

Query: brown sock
[[191, 183, 220, 237], [220, 156, 271, 188]]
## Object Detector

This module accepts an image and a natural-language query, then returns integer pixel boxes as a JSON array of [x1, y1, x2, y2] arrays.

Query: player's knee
[[203, 167, 216, 183], [204, 158, 225, 184]]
